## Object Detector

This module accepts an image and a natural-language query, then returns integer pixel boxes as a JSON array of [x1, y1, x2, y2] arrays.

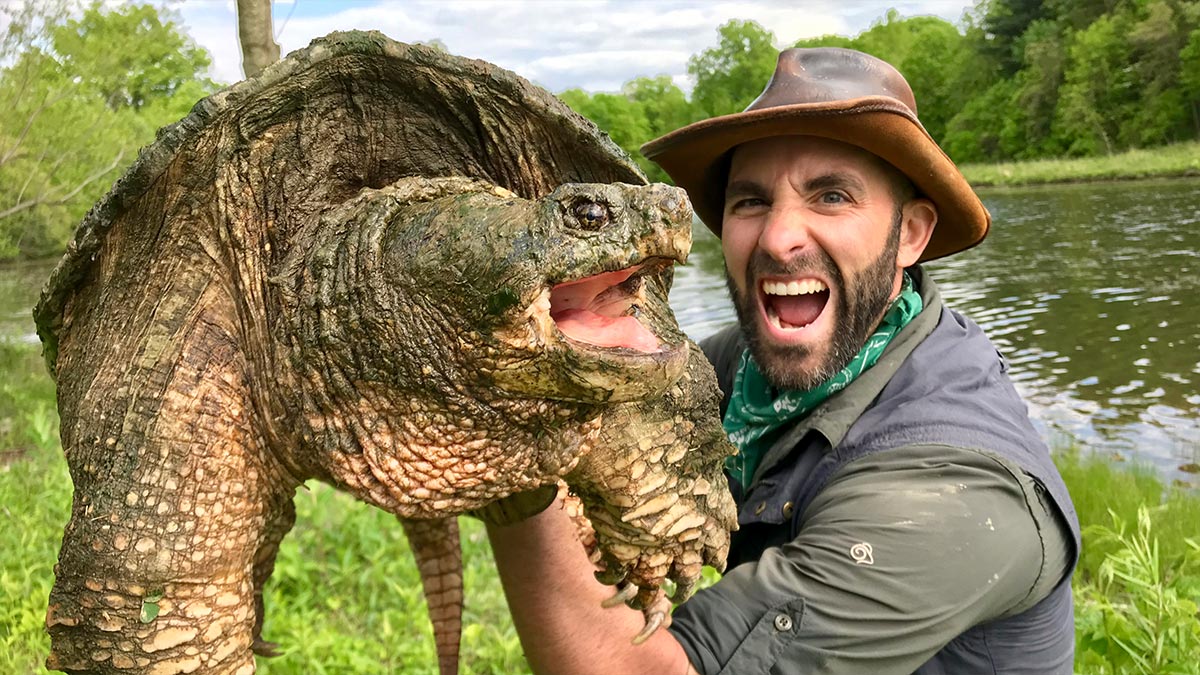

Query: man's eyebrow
[[805, 173, 866, 193], [725, 179, 765, 200]]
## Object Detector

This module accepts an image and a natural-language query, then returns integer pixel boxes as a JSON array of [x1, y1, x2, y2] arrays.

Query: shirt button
[[754, 501, 767, 515], [781, 501, 794, 518], [774, 614, 793, 632]]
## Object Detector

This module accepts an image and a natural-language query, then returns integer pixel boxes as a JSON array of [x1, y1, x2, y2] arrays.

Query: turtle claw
[[632, 611, 665, 645], [600, 581, 673, 645], [594, 550, 630, 586], [252, 637, 283, 657], [601, 583, 639, 609], [631, 591, 672, 645]]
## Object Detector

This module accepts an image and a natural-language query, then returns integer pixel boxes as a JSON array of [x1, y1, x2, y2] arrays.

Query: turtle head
[[374, 178, 694, 405]]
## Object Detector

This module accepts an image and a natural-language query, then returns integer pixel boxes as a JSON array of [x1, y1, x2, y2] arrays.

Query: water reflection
[[0, 259, 53, 345], [670, 179, 1200, 480]]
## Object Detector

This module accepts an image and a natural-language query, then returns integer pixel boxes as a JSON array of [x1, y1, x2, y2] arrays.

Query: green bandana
[[723, 272, 923, 491]]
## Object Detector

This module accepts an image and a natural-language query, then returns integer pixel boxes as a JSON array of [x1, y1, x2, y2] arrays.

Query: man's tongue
[[771, 294, 825, 328], [553, 310, 660, 352]]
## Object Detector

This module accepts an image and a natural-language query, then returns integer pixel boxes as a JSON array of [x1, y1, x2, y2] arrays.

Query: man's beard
[[726, 212, 903, 391]]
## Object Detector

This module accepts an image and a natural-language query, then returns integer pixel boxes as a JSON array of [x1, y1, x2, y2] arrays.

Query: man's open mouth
[[547, 258, 674, 353], [761, 278, 830, 330]]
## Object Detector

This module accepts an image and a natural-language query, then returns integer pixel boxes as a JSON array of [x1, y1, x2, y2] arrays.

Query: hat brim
[[641, 97, 990, 263]]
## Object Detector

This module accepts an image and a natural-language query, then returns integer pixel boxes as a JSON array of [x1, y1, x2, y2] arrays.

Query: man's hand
[[486, 500, 700, 675], [468, 484, 558, 527]]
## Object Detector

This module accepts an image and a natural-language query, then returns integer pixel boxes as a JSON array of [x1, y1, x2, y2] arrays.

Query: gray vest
[[706, 300, 1081, 674]]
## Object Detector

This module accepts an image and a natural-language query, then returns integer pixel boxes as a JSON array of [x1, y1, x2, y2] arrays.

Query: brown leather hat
[[641, 47, 990, 262]]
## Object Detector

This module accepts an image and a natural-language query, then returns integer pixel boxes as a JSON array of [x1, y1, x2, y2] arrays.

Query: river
[[5, 178, 1199, 481], [673, 177, 1200, 482]]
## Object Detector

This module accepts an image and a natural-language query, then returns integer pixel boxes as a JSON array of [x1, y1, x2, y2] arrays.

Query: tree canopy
[[562, 0, 1200, 169], [0, 1, 215, 259]]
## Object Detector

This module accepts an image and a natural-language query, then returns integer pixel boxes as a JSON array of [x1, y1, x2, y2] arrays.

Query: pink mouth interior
[[768, 291, 829, 328], [549, 267, 660, 352]]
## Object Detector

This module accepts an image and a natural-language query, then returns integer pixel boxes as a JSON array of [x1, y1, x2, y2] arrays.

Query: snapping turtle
[[33, 31, 735, 675]]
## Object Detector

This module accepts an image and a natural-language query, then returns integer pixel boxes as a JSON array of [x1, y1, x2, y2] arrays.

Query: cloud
[[176, 0, 971, 92]]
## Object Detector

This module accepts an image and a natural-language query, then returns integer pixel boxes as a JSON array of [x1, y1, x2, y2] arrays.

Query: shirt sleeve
[[668, 444, 1068, 675]]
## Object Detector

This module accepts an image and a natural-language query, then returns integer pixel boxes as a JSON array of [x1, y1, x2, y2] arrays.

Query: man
[[486, 48, 1079, 674]]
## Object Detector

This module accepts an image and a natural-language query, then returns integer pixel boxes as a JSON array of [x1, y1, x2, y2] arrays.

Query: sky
[[175, 0, 976, 94]]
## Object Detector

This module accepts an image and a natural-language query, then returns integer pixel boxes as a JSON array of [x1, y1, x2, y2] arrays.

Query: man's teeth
[[762, 279, 827, 296]]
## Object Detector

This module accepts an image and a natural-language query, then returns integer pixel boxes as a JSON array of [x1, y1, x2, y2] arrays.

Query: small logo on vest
[[849, 542, 874, 565]]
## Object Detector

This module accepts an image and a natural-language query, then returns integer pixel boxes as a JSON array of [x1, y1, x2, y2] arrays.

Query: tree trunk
[[236, 0, 279, 78]]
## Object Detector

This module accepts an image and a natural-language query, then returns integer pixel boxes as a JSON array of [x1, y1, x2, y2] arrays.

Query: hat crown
[[746, 47, 918, 117]]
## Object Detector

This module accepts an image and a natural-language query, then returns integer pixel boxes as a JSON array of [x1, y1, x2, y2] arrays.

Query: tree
[[0, 1, 216, 258], [793, 34, 856, 50], [1181, 24, 1200, 135], [49, 3, 211, 110], [942, 77, 1020, 161], [1007, 19, 1070, 157], [622, 75, 696, 137], [688, 20, 778, 118], [236, 0, 280, 78], [1121, 0, 1199, 145], [977, 0, 1052, 73], [558, 88, 657, 177], [1055, 14, 1135, 155]]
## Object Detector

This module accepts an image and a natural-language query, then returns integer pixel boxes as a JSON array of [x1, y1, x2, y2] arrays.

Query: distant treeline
[[2, 0, 1197, 261], [563, 0, 1200, 184]]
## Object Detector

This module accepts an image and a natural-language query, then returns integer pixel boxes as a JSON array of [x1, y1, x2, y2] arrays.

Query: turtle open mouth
[[548, 258, 672, 353]]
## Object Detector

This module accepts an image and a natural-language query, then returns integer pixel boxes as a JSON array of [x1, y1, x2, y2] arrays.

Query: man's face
[[721, 135, 934, 390]]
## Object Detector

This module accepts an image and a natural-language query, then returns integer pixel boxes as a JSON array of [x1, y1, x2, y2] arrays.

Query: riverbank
[[962, 140, 1200, 188], [2, 338, 1198, 671], [3, 141, 1199, 267]]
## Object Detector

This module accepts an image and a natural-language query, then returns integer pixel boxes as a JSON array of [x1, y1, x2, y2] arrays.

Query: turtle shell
[[33, 30, 645, 371]]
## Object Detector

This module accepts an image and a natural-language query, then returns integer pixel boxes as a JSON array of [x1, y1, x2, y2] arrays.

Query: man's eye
[[820, 191, 847, 204], [731, 197, 766, 211]]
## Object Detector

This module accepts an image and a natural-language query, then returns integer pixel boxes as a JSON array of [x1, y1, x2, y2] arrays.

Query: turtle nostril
[[572, 200, 610, 230], [662, 191, 683, 216], [654, 186, 689, 222]]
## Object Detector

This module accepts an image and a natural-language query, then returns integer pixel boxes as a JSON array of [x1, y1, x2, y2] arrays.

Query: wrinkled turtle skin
[[33, 31, 736, 675]]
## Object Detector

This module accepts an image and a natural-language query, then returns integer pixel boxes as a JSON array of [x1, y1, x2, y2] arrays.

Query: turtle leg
[[45, 465, 286, 674], [251, 497, 297, 657], [400, 517, 463, 675], [44, 334, 301, 673]]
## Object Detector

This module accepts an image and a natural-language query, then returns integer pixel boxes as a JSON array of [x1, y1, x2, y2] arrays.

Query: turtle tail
[[400, 517, 464, 675]]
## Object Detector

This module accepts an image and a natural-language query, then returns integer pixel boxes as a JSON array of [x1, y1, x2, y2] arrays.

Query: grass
[[2, 338, 1199, 673], [0, 341, 523, 675], [255, 490, 525, 675], [0, 342, 69, 671], [960, 141, 1200, 187], [0, 452, 524, 675]]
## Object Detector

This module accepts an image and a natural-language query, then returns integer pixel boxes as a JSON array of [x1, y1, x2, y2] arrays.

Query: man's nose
[[757, 206, 812, 260]]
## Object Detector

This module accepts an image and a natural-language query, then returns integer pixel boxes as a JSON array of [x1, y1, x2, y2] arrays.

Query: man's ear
[[897, 198, 937, 268]]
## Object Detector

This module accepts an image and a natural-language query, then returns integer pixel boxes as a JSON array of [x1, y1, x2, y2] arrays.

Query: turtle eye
[[572, 200, 610, 230]]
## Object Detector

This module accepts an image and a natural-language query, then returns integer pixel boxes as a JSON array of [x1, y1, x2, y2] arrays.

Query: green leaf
[[140, 588, 164, 623]]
